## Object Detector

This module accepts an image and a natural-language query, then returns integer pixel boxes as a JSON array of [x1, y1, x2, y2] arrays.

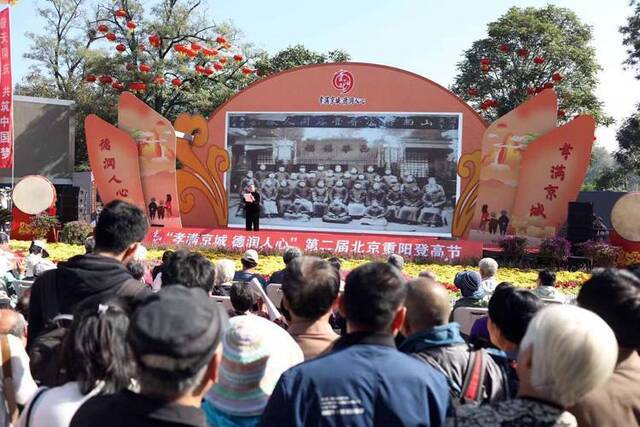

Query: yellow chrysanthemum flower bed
[[10, 241, 589, 295]]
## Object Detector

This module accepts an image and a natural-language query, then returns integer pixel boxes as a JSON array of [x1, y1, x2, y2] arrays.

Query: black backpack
[[28, 271, 73, 387]]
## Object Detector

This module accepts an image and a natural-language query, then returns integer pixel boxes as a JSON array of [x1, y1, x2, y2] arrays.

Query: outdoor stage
[[145, 227, 484, 261]]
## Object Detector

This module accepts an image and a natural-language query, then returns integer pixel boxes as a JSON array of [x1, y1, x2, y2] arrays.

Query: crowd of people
[[236, 164, 454, 227], [0, 199, 637, 426]]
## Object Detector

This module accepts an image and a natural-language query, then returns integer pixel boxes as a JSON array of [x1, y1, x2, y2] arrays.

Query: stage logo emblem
[[332, 70, 354, 94]]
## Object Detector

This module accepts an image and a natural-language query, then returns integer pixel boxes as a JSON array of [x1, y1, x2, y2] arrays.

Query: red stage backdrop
[[176, 63, 488, 238], [146, 227, 483, 261]]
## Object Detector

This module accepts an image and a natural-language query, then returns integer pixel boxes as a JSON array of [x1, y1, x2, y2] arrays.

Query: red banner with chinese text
[[0, 8, 12, 169], [145, 227, 483, 261]]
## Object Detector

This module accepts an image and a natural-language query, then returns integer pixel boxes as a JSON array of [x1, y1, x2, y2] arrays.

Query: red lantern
[[185, 49, 197, 58], [499, 43, 509, 53], [111, 82, 124, 91], [213, 62, 223, 71], [533, 56, 545, 65], [191, 42, 202, 51], [97, 24, 109, 33], [203, 48, 218, 57], [481, 64, 491, 73], [126, 21, 137, 31], [115, 43, 126, 53], [552, 72, 563, 82], [115, 9, 127, 18], [216, 36, 227, 44], [128, 81, 147, 92], [139, 64, 151, 73], [543, 82, 554, 89], [557, 110, 566, 117], [98, 75, 113, 84], [105, 32, 117, 42], [153, 75, 165, 85], [171, 78, 182, 87], [204, 68, 214, 76], [480, 57, 490, 66], [195, 65, 206, 74], [241, 67, 253, 75], [219, 57, 228, 65], [85, 74, 96, 83], [517, 48, 529, 58], [149, 35, 161, 48], [467, 87, 478, 97], [174, 44, 186, 53], [233, 54, 243, 62]]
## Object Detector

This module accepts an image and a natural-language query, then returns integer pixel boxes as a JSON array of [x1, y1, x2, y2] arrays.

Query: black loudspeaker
[[56, 186, 87, 223], [567, 202, 593, 228], [567, 202, 593, 244]]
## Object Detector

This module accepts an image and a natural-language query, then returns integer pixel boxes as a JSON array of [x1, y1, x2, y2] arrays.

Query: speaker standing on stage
[[244, 184, 261, 231]]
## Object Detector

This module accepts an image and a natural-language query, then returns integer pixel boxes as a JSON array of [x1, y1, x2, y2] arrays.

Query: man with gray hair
[[0, 308, 27, 344], [448, 305, 619, 427], [478, 257, 499, 294], [70, 285, 228, 427], [268, 247, 303, 285]]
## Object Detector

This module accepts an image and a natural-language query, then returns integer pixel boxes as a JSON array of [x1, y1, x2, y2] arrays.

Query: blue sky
[[8, 0, 640, 151]]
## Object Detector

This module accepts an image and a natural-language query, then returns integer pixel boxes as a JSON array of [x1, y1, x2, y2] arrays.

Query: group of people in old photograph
[[233, 164, 454, 230]]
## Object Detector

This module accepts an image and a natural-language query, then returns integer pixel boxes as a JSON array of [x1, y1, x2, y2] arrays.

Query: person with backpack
[[399, 278, 510, 405], [16, 296, 133, 427], [27, 200, 151, 352]]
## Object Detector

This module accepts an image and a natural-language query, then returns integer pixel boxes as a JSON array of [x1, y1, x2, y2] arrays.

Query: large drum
[[611, 193, 640, 242], [12, 175, 57, 215]]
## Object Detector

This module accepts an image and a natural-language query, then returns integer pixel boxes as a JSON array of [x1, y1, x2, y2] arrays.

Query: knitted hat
[[454, 271, 485, 299], [207, 314, 303, 417]]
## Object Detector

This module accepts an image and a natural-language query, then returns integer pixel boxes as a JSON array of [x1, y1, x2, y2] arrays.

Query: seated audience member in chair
[[233, 250, 267, 290], [202, 315, 303, 426], [228, 281, 268, 319], [448, 305, 619, 427], [282, 257, 340, 360], [531, 269, 565, 303], [70, 286, 229, 427], [569, 269, 640, 427], [478, 257, 499, 294], [161, 250, 216, 294], [213, 259, 235, 296], [261, 262, 450, 427], [399, 278, 509, 405], [450, 271, 488, 321], [268, 247, 303, 285]]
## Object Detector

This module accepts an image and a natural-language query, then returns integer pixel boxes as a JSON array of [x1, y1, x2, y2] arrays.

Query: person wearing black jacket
[[244, 184, 261, 231], [27, 200, 151, 348]]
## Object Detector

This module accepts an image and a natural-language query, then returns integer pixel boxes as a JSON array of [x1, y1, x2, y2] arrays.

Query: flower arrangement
[[8, 241, 590, 295], [538, 236, 572, 263], [575, 241, 621, 268]]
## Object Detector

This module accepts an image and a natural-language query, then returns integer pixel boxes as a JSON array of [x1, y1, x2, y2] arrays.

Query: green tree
[[594, 110, 640, 190], [582, 144, 616, 190], [254, 44, 350, 77], [451, 5, 612, 125], [17, 0, 258, 168], [621, 0, 640, 79]]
